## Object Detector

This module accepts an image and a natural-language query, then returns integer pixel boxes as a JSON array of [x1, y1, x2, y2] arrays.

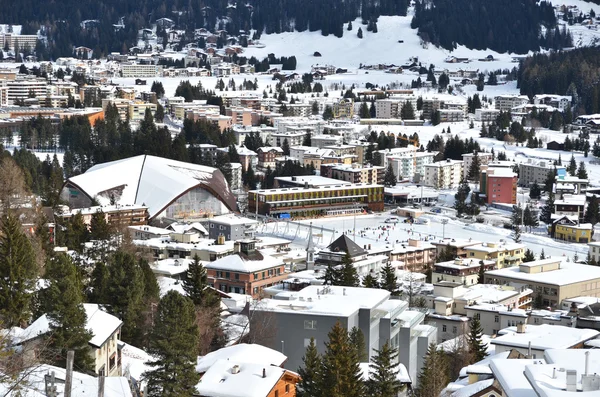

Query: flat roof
[[249, 183, 383, 195], [485, 261, 600, 286], [491, 324, 599, 350], [275, 175, 350, 186], [260, 285, 390, 317]]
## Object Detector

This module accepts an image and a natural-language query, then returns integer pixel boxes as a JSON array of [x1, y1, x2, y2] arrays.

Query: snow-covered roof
[[492, 324, 599, 351], [166, 221, 208, 235], [65, 155, 237, 218], [205, 250, 282, 273], [451, 379, 495, 397], [151, 258, 192, 276], [0, 364, 132, 397], [261, 285, 390, 317], [196, 359, 292, 397], [490, 358, 545, 397], [18, 304, 122, 348], [196, 344, 287, 373], [485, 262, 600, 287]]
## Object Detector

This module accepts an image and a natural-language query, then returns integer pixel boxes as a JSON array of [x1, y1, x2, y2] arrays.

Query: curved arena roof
[[65, 155, 237, 218]]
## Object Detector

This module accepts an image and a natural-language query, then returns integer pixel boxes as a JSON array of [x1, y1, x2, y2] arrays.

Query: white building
[[120, 63, 163, 77], [462, 151, 494, 179], [494, 95, 529, 112], [533, 94, 572, 112], [475, 108, 500, 122], [379, 147, 436, 181], [518, 159, 566, 187], [423, 159, 463, 189]]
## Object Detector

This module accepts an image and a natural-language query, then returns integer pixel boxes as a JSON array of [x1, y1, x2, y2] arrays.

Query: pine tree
[[320, 321, 366, 397], [323, 105, 334, 120], [145, 291, 200, 397], [568, 154, 577, 176], [282, 138, 290, 155], [182, 255, 219, 308], [477, 262, 485, 284], [577, 161, 588, 179], [523, 249, 536, 262], [320, 264, 340, 285], [384, 163, 396, 186], [400, 101, 415, 120], [468, 153, 481, 181], [540, 192, 555, 224], [349, 326, 368, 362], [357, 27, 363, 38], [359, 102, 370, 118], [338, 252, 360, 287], [155, 103, 165, 122], [363, 273, 379, 288], [65, 212, 90, 253], [379, 262, 399, 296], [0, 213, 37, 327], [42, 254, 94, 372], [416, 343, 449, 397], [89, 211, 112, 241], [540, 249, 546, 260], [585, 195, 600, 227], [523, 205, 539, 232], [467, 316, 488, 362], [454, 179, 471, 216], [297, 337, 322, 397], [544, 168, 557, 193], [530, 182, 541, 199], [366, 342, 403, 397]]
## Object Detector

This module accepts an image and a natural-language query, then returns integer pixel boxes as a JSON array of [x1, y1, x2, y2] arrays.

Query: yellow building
[[554, 222, 592, 243], [465, 241, 526, 268], [333, 98, 354, 119]]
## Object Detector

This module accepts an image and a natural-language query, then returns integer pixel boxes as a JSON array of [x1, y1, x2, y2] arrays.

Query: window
[[304, 338, 314, 347], [452, 326, 457, 334], [235, 273, 240, 280], [225, 272, 230, 279], [304, 320, 317, 330], [285, 384, 290, 393], [262, 271, 266, 279], [442, 325, 447, 332], [494, 315, 499, 323], [275, 391, 279, 397]]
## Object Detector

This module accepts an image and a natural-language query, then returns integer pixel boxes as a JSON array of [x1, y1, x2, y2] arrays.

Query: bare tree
[[0, 157, 28, 214], [241, 300, 278, 347]]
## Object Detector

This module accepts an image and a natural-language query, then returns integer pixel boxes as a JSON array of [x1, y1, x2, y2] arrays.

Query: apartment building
[[6, 77, 47, 103], [494, 95, 529, 112], [485, 258, 600, 309], [533, 94, 572, 112], [120, 63, 163, 77], [389, 239, 436, 273], [432, 258, 496, 286], [462, 151, 494, 179], [379, 147, 436, 181], [252, 285, 436, 386], [481, 167, 518, 205], [465, 241, 526, 268], [207, 214, 258, 241], [0, 33, 37, 50], [438, 109, 465, 122], [375, 95, 418, 119], [248, 183, 385, 217], [518, 159, 565, 187], [206, 240, 288, 297], [322, 163, 385, 184], [554, 194, 586, 223], [431, 238, 482, 258], [422, 159, 463, 189], [475, 108, 501, 122]]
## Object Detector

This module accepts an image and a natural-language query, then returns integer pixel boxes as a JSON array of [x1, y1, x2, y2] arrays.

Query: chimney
[[262, 368, 266, 378], [304, 181, 309, 189], [566, 370, 577, 392], [527, 341, 532, 358], [217, 233, 225, 245], [234, 241, 241, 253], [231, 365, 240, 374], [517, 322, 526, 334], [586, 351, 590, 376]]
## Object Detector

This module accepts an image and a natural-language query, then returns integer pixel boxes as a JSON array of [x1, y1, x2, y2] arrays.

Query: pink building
[[482, 168, 517, 205]]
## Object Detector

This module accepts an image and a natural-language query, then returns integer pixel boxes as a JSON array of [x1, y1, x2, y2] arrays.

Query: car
[[385, 217, 400, 223]]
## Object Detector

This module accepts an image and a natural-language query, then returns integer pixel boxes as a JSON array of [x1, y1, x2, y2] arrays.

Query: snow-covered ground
[[256, 211, 589, 260]]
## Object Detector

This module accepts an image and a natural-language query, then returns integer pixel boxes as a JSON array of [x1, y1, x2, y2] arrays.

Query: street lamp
[[441, 219, 448, 239]]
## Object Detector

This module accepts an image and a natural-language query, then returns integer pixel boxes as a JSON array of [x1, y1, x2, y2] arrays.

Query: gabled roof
[[205, 250, 282, 273], [18, 304, 123, 348], [65, 155, 237, 218], [326, 234, 367, 257]]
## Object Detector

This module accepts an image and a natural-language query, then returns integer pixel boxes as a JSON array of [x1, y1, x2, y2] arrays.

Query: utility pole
[[65, 350, 74, 397], [98, 375, 105, 397], [441, 219, 448, 239]]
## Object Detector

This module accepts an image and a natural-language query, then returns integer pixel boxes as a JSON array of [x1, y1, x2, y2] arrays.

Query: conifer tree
[[379, 262, 399, 296], [322, 105, 334, 120], [467, 316, 487, 362], [543, 168, 557, 193], [90, 211, 112, 241], [530, 182, 541, 199], [349, 326, 368, 362], [366, 342, 403, 397], [357, 27, 363, 38], [145, 291, 200, 397], [338, 252, 360, 287], [400, 101, 415, 120], [585, 195, 600, 227], [523, 205, 539, 232], [362, 273, 379, 288], [578, 161, 588, 179], [320, 264, 340, 285], [477, 262, 485, 284], [416, 343, 449, 397], [384, 163, 397, 186], [65, 212, 90, 253], [42, 254, 94, 372], [540, 192, 555, 224], [540, 249, 546, 260], [468, 153, 481, 181], [282, 138, 290, 155], [297, 337, 322, 397], [511, 204, 523, 242], [182, 255, 219, 308], [320, 321, 366, 397], [0, 213, 37, 327], [568, 154, 577, 176], [523, 249, 536, 262]]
